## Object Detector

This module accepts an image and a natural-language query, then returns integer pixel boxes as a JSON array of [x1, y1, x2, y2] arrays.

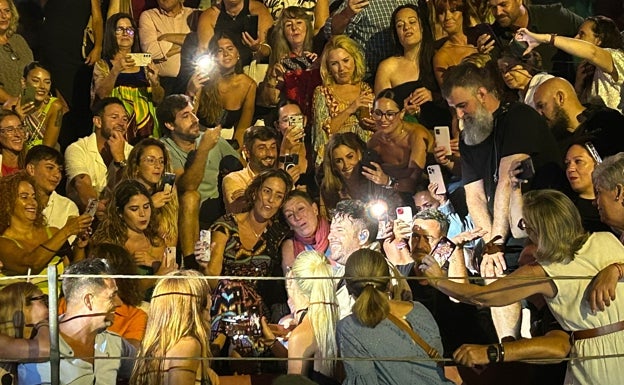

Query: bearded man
[[441, 62, 565, 340]]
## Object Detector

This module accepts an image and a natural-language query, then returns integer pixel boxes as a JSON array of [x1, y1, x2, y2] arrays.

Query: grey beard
[[462, 112, 494, 145]]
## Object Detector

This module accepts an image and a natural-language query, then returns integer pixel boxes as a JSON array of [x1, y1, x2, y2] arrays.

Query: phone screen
[[244, 15, 259, 40], [432, 237, 456, 269], [517, 157, 535, 180]]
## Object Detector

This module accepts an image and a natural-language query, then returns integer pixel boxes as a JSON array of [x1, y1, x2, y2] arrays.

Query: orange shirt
[[58, 299, 147, 341]]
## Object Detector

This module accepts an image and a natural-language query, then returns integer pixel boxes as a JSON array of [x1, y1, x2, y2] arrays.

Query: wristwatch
[[113, 159, 127, 168], [487, 345, 499, 363]]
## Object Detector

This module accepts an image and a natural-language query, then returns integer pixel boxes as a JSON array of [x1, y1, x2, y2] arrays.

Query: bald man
[[533, 77, 624, 157]]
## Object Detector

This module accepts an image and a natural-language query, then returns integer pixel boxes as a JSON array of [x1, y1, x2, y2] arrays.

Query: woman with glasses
[[366, 89, 434, 201], [311, 35, 375, 167], [0, 0, 33, 104], [122, 138, 179, 248], [0, 110, 26, 176], [0, 282, 50, 384], [0, 172, 92, 293], [422, 188, 624, 384], [92, 13, 164, 145]]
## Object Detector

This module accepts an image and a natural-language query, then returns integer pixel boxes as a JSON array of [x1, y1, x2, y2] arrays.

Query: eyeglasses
[[371, 110, 399, 121], [0, 125, 26, 136], [27, 294, 49, 308], [2, 43, 19, 61], [115, 26, 135, 36], [141, 156, 165, 166]]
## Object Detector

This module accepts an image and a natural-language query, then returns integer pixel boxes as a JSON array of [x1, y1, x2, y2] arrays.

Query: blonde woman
[[263, 251, 339, 383], [312, 35, 375, 166], [131, 270, 219, 385]]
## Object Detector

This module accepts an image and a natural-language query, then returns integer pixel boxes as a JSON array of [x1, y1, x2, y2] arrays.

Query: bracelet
[[497, 343, 505, 362], [549, 33, 557, 45], [487, 345, 499, 363], [613, 263, 624, 280], [382, 177, 396, 190], [39, 243, 57, 253]]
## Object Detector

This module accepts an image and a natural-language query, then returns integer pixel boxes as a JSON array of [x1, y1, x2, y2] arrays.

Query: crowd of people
[[1, 0, 624, 384]]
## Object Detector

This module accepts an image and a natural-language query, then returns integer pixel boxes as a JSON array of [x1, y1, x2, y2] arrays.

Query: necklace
[[245, 212, 268, 238]]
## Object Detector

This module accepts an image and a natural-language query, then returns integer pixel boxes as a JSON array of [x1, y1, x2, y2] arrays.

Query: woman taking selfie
[[320, 132, 402, 215], [92, 13, 164, 144], [188, 33, 256, 150]]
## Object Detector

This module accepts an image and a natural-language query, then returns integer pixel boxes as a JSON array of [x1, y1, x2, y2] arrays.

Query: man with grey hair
[[18, 258, 136, 384], [592, 152, 624, 240], [442, 61, 564, 339]]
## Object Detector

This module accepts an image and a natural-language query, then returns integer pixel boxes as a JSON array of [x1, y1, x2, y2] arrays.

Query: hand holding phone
[[432, 236, 456, 270], [434, 126, 451, 156], [21, 85, 37, 107], [161, 172, 176, 192], [516, 157, 535, 181], [85, 198, 99, 217], [427, 165, 447, 195]]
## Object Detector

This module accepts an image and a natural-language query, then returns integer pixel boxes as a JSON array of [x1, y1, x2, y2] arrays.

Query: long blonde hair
[[0, 282, 41, 338], [131, 270, 212, 385], [291, 251, 338, 376]]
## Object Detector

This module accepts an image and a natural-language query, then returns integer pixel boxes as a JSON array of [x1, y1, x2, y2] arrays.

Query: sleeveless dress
[[540, 232, 624, 385], [0, 228, 65, 295], [24, 97, 59, 149], [92, 59, 160, 144]]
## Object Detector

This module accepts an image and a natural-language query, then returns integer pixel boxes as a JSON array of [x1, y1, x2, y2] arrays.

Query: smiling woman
[[0, 110, 26, 176], [204, 169, 292, 370]]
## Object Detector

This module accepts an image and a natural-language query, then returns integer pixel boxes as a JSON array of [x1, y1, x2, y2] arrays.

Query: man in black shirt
[[442, 62, 565, 339], [533, 77, 624, 158]]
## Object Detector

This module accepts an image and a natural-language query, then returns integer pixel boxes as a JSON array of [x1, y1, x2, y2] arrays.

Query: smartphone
[[278, 154, 299, 171], [243, 15, 259, 40], [85, 198, 99, 217], [434, 126, 451, 156], [128, 53, 152, 66], [432, 236, 456, 269], [396, 206, 413, 223], [288, 115, 304, 130], [161, 172, 176, 192], [465, 23, 500, 48], [21, 85, 37, 106], [361, 149, 382, 171], [164, 246, 177, 268], [584, 142, 603, 164], [427, 165, 447, 195], [197, 230, 211, 263], [517, 157, 535, 180]]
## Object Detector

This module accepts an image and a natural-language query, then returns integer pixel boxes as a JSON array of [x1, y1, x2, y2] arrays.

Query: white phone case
[[434, 126, 452, 156], [427, 165, 447, 195]]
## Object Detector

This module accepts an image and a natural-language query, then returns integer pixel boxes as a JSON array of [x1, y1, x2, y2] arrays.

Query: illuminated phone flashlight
[[367, 199, 388, 220], [195, 54, 214, 75]]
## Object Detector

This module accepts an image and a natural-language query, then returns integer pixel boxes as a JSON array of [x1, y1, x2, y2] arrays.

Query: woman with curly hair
[[312, 35, 375, 166], [205, 169, 292, 365], [187, 32, 256, 150], [0, 172, 92, 292], [131, 270, 219, 385], [91, 179, 175, 297], [122, 138, 179, 247]]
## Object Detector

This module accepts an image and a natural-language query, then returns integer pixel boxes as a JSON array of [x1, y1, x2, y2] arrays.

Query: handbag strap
[[387, 312, 441, 360]]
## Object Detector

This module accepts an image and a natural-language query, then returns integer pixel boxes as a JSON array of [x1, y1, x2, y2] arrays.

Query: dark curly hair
[[91, 180, 162, 247], [0, 171, 45, 234]]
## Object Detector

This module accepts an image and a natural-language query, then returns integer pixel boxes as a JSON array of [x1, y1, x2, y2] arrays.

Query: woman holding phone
[[122, 138, 179, 247], [92, 13, 164, 144], [187, 33, 256, 150]]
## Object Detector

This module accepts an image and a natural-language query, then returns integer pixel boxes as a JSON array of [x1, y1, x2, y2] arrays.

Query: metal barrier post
[[47, 265, 59, 385]]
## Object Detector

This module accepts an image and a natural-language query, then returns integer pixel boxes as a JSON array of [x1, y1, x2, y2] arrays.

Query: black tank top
[[215, 0, 253, 66]]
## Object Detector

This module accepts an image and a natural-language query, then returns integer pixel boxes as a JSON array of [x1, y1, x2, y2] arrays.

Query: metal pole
[[47, 265, 59, 385]]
